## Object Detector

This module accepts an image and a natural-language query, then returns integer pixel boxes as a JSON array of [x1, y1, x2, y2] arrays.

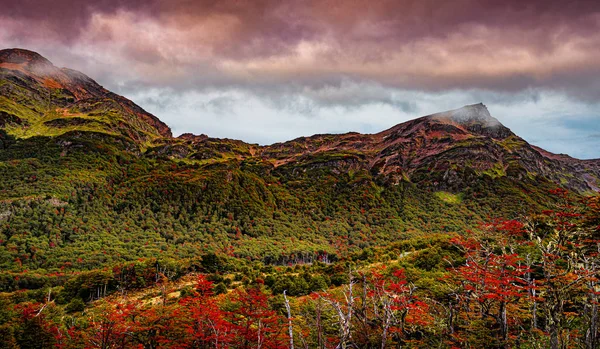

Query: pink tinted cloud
[[1, 0, 600, 98]]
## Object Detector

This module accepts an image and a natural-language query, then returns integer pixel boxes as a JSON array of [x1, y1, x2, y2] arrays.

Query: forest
[[0, 188, 598, 349]]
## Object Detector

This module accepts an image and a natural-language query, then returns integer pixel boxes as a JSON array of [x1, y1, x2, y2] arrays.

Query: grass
[[499, 135, 526, 152], [481, 162, 506, 179], [435, 191, 463, 204]]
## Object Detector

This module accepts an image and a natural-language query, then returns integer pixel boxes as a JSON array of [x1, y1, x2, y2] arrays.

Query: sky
[[1, 0, 600, 159]]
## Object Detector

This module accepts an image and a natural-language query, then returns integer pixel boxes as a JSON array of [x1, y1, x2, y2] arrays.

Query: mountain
[[151, 103, 600, 194], [0, 48, 599, 272], [0, 48, 171, 144]]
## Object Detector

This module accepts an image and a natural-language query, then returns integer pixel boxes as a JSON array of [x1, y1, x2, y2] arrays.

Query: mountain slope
[[0, 48, 598, 274], [150, 102, 600, 194], [0, 48, 171, 145], [2, 48, 597, 194]]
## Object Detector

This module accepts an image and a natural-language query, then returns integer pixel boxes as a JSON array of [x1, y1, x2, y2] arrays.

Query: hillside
[[0, 48, 599, 273], [0, 48, 171, 144], [2, 48, 600, 349]]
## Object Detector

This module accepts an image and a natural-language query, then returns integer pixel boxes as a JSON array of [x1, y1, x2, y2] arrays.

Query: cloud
[[195, 96, 239, 116], [1, 0, 600, 158], [2, 0, 600, 97], [121, 84, 599, 159]]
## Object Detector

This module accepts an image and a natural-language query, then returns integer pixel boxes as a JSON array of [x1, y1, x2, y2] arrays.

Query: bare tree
[[284, 290, 295, 349]]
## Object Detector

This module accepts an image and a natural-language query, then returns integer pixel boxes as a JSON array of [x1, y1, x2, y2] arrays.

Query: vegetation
[[0, 190, 597, 348], [2, 50, 600, 348]]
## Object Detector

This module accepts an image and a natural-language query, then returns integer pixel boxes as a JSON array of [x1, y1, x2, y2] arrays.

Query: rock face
[[1, 48, 599, 194], [430, 103, 513, 139]]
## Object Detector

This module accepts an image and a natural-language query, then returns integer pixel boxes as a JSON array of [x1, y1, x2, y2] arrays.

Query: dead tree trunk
[[284, 290, 294, 349]]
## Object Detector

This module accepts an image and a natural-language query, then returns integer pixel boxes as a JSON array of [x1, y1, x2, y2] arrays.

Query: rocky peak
[[0, 48, 58, 77], [428, 103, 513, 139], [0, 48, 53, 66], [429, 103, 496, 126], [451, 103, 496, 125]]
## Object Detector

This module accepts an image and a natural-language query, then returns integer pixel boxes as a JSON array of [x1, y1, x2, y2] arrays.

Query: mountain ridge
[[2, 49, 597, 157], [1, 47, 599, 195]]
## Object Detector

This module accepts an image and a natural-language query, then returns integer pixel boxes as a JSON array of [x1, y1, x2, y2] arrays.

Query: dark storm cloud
[[2, 0, 600, 100]]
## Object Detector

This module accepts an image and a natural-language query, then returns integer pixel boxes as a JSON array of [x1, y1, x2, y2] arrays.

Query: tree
[[226, 283, 286, 349], [527, 190, 587, 349], [14, 302, 58, 349], [448, 222, 530, 348], [177, 275, 234, 348], [368, 268, 430, 348]]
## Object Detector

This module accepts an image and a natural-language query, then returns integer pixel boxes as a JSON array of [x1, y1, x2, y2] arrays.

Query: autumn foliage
[[0, 189, 599, 349]]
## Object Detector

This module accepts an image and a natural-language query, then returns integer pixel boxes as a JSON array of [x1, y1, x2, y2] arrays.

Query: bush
[[214, 282, 227, 295], [65, 298, 85, 313]]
